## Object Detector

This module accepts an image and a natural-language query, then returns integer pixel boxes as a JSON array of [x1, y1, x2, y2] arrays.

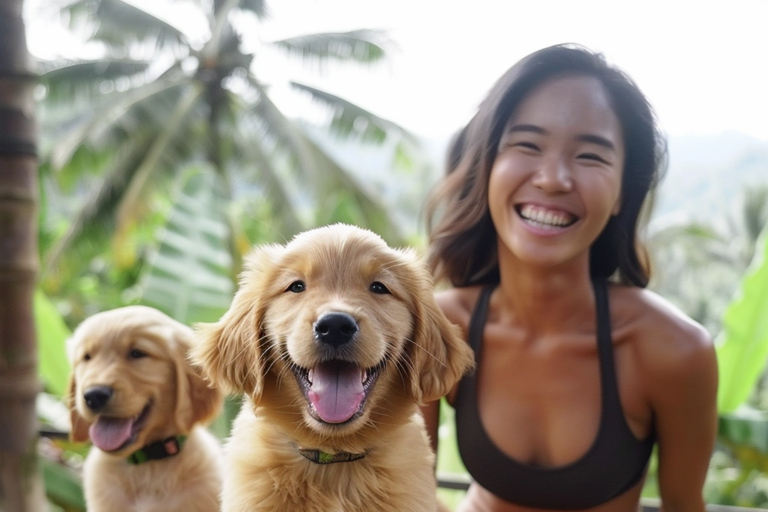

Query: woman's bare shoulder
[[613, 284, 715, 379]]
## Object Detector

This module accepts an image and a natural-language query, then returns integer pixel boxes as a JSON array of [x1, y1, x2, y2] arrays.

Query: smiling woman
[[422, 44, 718, 512]]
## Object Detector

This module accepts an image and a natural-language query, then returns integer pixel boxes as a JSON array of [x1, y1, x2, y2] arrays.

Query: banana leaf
[[716, 226, 768, 412], [138, 166, 234, 325]]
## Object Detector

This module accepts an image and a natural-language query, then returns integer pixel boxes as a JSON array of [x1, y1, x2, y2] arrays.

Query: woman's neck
[[494, 248, 597, 336]]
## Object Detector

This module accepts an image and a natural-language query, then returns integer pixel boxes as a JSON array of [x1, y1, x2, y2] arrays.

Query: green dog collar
[[126, 435, 187, 465], [297, 447, 366, 464]]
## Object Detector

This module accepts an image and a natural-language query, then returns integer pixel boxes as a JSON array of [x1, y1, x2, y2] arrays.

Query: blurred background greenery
[[19, 1, 768, 510]]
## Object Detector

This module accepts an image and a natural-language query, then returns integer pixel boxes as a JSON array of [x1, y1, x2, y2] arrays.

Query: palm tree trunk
[[0, 0, 46, 510]]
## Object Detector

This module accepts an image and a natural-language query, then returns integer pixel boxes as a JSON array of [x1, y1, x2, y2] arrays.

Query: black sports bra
[[455, 279, 655, 510]]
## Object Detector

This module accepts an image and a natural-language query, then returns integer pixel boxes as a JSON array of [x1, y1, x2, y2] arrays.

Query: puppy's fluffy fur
[[192, 224, 474, 512], [67, 306, 224, 512]]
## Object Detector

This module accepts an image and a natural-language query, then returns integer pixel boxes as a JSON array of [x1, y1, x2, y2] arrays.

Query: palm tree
[[38, 0, 418, 309], [0, 0, 48, 509]]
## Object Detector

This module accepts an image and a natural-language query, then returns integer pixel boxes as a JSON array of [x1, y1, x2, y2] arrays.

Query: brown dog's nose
[[314, 312, 358, 348], [83, 385, 114, 412]]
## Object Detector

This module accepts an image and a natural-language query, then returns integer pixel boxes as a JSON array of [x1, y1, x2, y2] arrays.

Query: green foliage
[[716, 227, 768, 412], [138, 166, 234, 325], [41, 455, 86, 511], [35, 290, 72, 398], [38, 0, 418, 297]]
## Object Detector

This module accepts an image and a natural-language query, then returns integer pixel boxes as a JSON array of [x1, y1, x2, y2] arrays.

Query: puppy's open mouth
[[88, 402, 151, 453], [292, 360, 384, 425]]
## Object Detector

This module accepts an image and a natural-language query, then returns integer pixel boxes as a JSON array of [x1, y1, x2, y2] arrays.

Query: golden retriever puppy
[[67, 306, 224, 512], [192, 223, 475, 512]]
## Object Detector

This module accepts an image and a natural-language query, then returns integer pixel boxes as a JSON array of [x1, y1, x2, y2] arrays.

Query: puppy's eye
[[370, 281, 390, 295], [287, 281, 306, 293], [83, 353, 91, 361], [128, 349, 147, 359]]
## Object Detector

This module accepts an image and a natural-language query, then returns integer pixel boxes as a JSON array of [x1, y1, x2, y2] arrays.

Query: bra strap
[[468, 286, 495, 353], [592, 278, 619, 409]]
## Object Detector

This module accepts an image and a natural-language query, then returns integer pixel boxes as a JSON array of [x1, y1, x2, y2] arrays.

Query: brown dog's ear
[[187, 362, 225, 427], [172, 327, 225, 431], [191, 311, 264, 402], [406, 267, 475, 404], [190, 245, 279, 403], [67, 374, 91, 443]]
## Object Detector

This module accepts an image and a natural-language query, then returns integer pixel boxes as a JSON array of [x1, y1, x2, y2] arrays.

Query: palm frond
[[42, 132, 156, 276], [289, 81, 417, 146], [115, 83, 204, 239], [246, 80, 401, 241], [269, 29, 392, 65], [40, 59, 151, 102], [47, 76, 190, 170], [237, 0, 268, 18], [63, 0, 189, 51]]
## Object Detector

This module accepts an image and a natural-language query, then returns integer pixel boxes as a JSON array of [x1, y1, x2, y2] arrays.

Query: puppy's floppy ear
[[170, 326, 224, 431], [190, 245, 279, 403], [405, 262, 475, 404], [67, 373, 91, 443], [66, 334, 91, 443]]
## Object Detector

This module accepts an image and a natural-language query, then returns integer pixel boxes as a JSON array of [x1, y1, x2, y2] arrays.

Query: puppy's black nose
[[314, 312, 358, 348], [83, 385, 113, 412]]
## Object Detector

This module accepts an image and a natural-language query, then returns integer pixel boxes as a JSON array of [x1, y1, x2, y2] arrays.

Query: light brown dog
[[67, 306, 224, 512], [191, 223, 474, 512]]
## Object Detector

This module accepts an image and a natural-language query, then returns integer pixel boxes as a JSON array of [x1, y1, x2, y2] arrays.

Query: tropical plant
[[648, 185, 768, 335], [37, 0, 420, 327], [0, 0, 49, 509]]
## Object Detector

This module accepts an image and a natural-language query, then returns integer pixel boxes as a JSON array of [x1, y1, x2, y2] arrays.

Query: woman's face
[[488, 74, 624, 271]]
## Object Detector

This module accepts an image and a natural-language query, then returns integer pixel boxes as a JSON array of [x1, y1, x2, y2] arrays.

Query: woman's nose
[[532, 156, 573, 193]]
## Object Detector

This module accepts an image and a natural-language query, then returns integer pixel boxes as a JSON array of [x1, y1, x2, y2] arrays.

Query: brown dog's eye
[[370, 281, 390, 295], [287, 281, 306, 293], [128, 348, 147, 359], [83, 353, 91, 361]]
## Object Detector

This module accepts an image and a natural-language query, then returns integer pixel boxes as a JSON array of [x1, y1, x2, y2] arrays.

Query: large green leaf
[[41, 456, 86, 511], [716, 226, 768, 412], [35, 290, 71, 398], [138, 166, 234, 325], [719, 407, 768, 454]]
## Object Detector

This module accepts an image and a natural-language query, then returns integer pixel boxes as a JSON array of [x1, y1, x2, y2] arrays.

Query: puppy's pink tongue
[[89, 417, 134, 452], [308, 361, 364, 423]]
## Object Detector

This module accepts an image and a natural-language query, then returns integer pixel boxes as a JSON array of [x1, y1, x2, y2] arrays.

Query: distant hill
[[653, 132, 768, 228]]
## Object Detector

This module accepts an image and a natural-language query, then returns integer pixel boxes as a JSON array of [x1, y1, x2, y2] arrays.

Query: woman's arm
[[646, 318, 718, 512]]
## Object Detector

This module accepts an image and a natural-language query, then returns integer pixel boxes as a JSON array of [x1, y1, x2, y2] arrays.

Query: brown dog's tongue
[[89, 416, 134, 452], [308, 361, 364, 424]]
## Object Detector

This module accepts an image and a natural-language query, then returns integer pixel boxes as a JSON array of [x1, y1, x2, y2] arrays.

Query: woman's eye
[[578, 153, 609, 164], [370, 281, 390, 295], [287, 281, 306, 293], [128, 349, 146, 359], [516, 141, 540, 151]]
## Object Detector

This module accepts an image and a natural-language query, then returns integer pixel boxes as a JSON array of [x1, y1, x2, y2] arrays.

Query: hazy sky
[[26, 0, 768, 141]]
